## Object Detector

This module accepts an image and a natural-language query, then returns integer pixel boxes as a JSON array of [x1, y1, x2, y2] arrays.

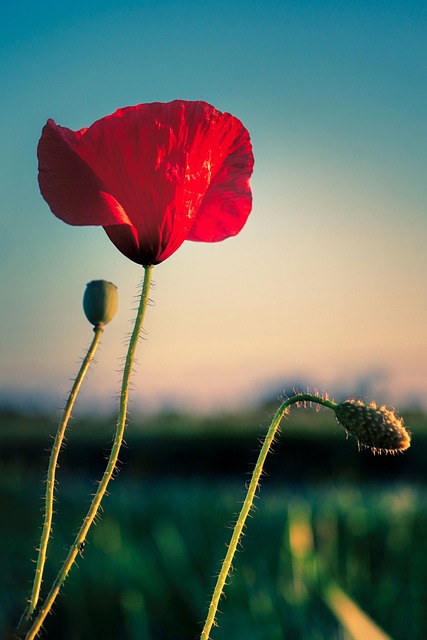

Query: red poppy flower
[[38, 100, 254, 265]]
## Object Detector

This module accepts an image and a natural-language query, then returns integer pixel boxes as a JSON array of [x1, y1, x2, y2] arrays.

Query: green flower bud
[[83, 280, 118, 327], [334, 399, 411, 453]]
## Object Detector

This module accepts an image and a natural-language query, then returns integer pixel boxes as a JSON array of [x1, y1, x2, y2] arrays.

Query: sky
[[0, 0, 426, 415]]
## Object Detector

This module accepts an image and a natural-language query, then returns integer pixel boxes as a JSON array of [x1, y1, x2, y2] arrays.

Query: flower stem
[[200, 393, 337, 640], [24, 265, 154, 640], [21, 325, 104, 624]]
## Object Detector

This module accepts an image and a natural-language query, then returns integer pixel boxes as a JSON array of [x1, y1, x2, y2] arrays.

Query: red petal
[[103, 224, 143, 264], [186, 118, 254, 242], [37, 120, 134, 227]]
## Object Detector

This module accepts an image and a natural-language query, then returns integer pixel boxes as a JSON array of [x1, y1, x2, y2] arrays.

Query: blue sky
[[1, 0, 426, 414]]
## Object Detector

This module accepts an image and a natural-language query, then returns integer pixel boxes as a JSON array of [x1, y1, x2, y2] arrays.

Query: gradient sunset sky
[[1, 0, 426, 414]]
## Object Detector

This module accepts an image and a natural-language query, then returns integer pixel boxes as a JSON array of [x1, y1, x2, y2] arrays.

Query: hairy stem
[[21, 325, 104, 624], [200, 393, 337, 639], [25, 265, 154, 640]]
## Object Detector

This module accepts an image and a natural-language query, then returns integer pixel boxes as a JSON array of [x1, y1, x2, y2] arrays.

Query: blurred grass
[[2, 478, 427, 638], [1, 408, 427, 639]]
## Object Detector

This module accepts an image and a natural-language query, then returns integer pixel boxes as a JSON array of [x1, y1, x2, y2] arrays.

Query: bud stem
[[200, 393, 337, 640], [20, 324, 104, 627], [24, 265, 154, 640]]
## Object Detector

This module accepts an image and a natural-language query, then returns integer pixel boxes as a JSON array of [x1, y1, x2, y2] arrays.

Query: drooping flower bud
[[83, 280, 118, 327], [334, 399, 411, 453]]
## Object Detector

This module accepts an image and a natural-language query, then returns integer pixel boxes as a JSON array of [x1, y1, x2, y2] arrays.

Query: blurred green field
[[1, 408, 426, 639]]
